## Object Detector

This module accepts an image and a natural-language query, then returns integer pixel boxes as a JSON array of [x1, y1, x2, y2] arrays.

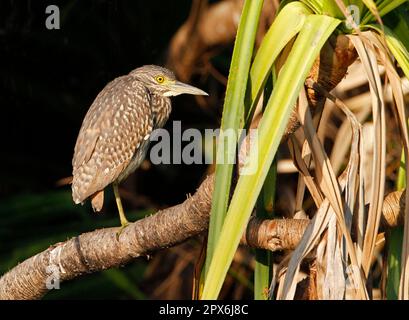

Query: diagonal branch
[[0, 171, 405, 299], [0, 174, 307, 300], [0, 174, 214, 300]]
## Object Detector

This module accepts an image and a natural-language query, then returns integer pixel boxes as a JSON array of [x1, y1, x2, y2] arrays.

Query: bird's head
[[130, 65, 208, 97]]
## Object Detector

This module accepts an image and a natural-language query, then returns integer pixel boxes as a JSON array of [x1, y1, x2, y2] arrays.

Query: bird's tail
[[55, 176, 73, 186], [91, 190, 104, 212]]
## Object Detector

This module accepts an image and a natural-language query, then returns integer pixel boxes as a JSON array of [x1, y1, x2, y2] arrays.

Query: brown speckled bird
[[72, 65, 207, 230]]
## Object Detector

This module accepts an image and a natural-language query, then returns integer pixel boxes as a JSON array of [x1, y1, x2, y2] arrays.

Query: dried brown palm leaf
[[323, 215, 345, 299], [278, 195, 333, 299], [291, 108, 327, 214], [280, 76, 372, 297], [315, 230, 328, 299], [330, 101, 372, 175], [279, 87, 367, 299], [306, 80, 366, 266], [349, 34, 386, 278], [288, 136, 324, 208], [364, 31, 409, 299], [299, 87, 367, 298]]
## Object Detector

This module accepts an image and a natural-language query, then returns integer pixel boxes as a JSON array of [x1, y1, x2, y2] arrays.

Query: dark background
[[0, 0, 224, 299]]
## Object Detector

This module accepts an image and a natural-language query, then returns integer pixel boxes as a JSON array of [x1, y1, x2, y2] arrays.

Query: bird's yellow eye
[[156, 76, 165, 83]]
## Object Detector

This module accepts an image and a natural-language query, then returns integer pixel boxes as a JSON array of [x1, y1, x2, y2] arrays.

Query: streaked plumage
[[71, 65, 207, 226]]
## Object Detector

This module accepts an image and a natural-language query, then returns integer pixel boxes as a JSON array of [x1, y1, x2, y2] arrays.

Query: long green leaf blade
[[387, 226, 404, 299], [205, 0, 264, 277], [202, 14, 340, 299], [362, 0, 407, 24], [383, 3, 409, 53], [254, 160, 277, 300], [246, 2, 311, 125]]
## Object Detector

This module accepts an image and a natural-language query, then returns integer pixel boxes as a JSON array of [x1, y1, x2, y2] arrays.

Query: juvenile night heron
[[72, 65, 207, 230]]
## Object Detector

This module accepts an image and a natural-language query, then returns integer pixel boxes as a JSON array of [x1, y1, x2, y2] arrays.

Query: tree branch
[[0, 175, 214, 300], [0, 174, 304, 300], [0, 170, 405, 299]]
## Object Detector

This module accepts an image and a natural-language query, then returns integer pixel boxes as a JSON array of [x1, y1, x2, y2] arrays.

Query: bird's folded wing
[[72, 76, 154, 204]]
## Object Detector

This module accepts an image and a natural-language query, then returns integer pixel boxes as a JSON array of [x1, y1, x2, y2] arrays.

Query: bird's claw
[[116, 221, 130, 240]]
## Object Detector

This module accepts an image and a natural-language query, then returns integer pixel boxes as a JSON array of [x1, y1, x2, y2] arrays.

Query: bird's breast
[[115, 93, 171, 182], [117, 138, 150, 182]]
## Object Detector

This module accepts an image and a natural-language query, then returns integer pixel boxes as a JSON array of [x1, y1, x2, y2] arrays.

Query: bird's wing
[[72, 77, 124, 169], [72, 76, 154, 204]]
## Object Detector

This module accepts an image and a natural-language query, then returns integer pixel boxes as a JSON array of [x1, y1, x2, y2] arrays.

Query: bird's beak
[[164, 81, 208, 97]]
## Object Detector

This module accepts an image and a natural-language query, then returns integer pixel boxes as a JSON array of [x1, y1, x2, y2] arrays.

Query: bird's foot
[[116, 220, 130, 240]]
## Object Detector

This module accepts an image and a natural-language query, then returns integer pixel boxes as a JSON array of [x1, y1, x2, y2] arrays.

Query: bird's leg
[[113, 182, 130, 238]]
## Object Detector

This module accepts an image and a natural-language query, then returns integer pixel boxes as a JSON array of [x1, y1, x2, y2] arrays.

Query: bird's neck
[[151, 93, 171, 128]]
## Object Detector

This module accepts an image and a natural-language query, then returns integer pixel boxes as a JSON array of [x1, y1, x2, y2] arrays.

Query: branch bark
[[0, 171, 405, 299], [0, 174, 305, 300], [0, 175, 214, 300]]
